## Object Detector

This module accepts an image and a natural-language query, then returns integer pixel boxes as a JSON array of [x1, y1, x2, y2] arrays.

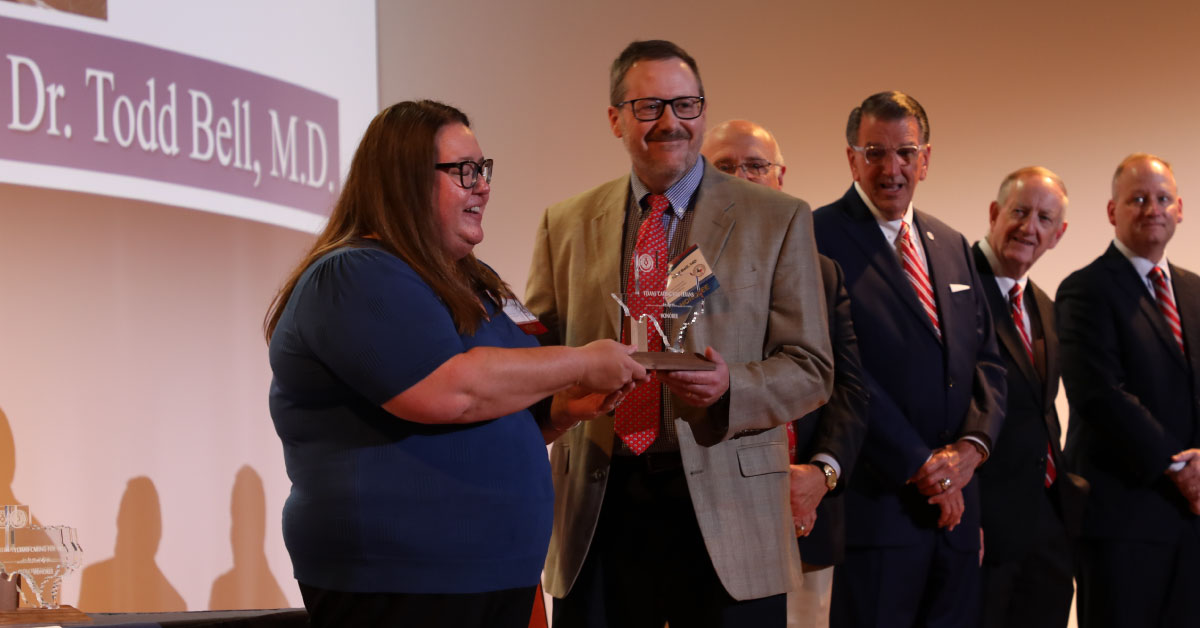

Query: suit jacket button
[[591, 468, 607, 481], [939, 430, 951, 441]]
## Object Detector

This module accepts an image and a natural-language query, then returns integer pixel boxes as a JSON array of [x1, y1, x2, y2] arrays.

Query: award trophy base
[[632, 351, 716, 371], [0, 606, 90, 625]]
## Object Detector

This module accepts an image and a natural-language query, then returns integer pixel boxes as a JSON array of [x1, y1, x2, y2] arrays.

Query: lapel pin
[[926, 231, 935, 240]]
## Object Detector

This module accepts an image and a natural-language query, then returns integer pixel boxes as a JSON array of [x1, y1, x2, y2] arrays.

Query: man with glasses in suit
[[703, 119, 868, 628], [812, 91, 1006, 627], [526, 41, 833, 628]]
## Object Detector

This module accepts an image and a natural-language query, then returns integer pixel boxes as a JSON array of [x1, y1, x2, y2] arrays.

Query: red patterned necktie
[[1011, 283, 1056, 487], [897, 222, 940, 337], [1150, 267, 1186, 354], [1009, 283, 1035, 365], [614, 194, 669, 454]]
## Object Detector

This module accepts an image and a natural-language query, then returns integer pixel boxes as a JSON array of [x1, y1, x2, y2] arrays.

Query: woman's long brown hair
[[263, 100, 511, 343]]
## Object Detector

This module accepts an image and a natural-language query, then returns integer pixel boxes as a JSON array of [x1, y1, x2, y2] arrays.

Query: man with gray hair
[[1057, 153, 1200, 626], [702, 119, 787, 189], [972, 166, 1087, 627]]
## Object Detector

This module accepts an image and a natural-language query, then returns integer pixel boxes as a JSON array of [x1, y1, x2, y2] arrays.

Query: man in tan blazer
[[525, 39, 833, 628]]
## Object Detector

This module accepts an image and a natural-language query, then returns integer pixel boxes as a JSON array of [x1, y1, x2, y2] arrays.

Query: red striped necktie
[[1010, 283, 1056, 487], [1150, 267, 1186, 354], [897, 222, 940, 337], [1009, 283, 1035, 365]]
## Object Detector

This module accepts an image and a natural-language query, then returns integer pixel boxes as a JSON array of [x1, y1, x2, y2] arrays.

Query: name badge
[[501, 297, 548, 335], [666, 244, 719, 306]]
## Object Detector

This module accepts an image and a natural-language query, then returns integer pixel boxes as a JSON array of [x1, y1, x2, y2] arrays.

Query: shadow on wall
[[1, 405, 19, 609], [76, 476, 186, 612], [208, 465, 288, 610], [0, 405, 52, 609]]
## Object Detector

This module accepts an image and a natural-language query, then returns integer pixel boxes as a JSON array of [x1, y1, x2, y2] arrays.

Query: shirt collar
[[1113, 237, 1171, 284], [978, 237, 1026, 297], [630, 156, 705, 218], [854, 181, 915, 241]]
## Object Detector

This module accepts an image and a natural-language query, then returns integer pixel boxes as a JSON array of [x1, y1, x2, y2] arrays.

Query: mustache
[[646, 129, 691, 142]]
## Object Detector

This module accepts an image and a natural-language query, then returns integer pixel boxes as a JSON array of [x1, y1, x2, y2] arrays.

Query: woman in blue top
[[263, 100, 646, 628]]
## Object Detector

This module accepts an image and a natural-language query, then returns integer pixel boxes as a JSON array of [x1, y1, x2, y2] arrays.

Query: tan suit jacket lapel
[[584, 179, 628, 340], [689, 172, 736, 271]]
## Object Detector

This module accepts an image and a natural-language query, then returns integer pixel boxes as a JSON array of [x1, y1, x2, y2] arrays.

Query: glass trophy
[[611, 244, 717, 371], [1, 505, 84, 611]]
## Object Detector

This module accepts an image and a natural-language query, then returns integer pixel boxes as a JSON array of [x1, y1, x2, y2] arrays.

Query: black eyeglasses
[[851, 144, 925, 165], [714, 160, 779, 178], [613, 96, 705, 121], [434, 158, 493, 189]]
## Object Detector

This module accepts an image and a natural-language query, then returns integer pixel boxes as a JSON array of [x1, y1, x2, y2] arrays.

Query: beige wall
[[378, 0, 1200, 296]]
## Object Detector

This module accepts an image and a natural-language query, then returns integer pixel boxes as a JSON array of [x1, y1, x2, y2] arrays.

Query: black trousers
[[980, 488, 1074, 628], [552, 452, 786, 628], [299, 582, 536, 628], [832, 530, 980, 628], [1076, 520, 1200, 628]]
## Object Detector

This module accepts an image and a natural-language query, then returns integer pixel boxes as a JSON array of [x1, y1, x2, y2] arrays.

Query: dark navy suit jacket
[[812, 186, 1006, 551], [1058, 244, 1200, 541], [794, 255, 869, 567]]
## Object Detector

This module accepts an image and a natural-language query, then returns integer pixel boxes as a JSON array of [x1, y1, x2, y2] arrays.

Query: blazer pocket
[[737, 441, 789, 477], [719, 262, 759, 292]]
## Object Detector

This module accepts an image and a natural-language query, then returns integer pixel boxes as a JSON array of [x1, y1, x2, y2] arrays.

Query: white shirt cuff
[[959, 435, 990, 458], [810, 453, 841, 479]]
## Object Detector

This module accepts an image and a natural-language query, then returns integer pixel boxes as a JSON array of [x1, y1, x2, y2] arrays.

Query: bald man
[[703, 120, 868, 628], [702, 119, 787, 189], [972, 167, 1088, 628], [1058, 153, 1200, 627]]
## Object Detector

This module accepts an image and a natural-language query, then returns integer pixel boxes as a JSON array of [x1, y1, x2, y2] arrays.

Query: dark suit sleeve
[[809, 259, 869, 490], [858, 370, 936, 484], [959, 236, 1006, 449], [1057, 269, 1182, 482]]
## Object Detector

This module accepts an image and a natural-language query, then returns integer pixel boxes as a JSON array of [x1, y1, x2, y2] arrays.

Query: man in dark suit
[[703, 119, 869, 628], [972, 166, 1087, 628], [526, 41, 833, 628], [1057, 153, 1200, 627], [812, 91, 1006, 628]]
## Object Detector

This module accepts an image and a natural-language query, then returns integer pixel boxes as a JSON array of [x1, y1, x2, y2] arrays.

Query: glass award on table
[[1, 504, 87, 622], [612, 244, 719, 371]]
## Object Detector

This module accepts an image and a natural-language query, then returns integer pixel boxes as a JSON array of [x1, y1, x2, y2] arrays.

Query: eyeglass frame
[[434, 158, 494, 189], [713, 160, 781, 178], [612, 96, 706, 122], [850, 143, 928, 166]]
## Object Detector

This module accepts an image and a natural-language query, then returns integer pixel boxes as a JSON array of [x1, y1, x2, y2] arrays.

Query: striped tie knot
[[897, 222, 940, 338]]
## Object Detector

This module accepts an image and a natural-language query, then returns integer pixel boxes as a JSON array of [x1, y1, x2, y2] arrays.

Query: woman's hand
[[551, 382, 635, 424], [577, 340, 649, 393]]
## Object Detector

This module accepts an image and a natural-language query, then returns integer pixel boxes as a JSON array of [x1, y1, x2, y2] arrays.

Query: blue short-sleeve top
[[267, 243, 551, 594]]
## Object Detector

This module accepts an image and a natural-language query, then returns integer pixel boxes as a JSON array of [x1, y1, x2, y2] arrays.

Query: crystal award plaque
[[0, 505, 84, 611], [612, 244, 718, 371]]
